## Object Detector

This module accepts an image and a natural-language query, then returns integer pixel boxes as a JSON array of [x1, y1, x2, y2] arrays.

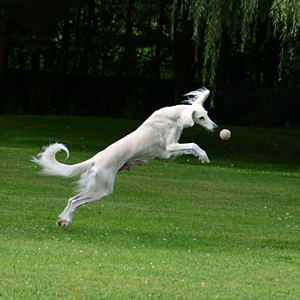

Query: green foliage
[[270, 0, 300, 78], [1, 1, 300, 120], [1, 115, 300, 298], [170, 0, 300, 102]]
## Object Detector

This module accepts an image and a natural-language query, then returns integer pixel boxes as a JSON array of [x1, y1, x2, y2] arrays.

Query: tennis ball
[[220, 129, 231, 140]]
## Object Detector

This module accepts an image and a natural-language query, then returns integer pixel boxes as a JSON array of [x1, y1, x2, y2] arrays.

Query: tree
[[0, 0, 75, 113], [271, 0, 300, 78], [1, 0, 300, 126], [170, 0, 300, 104]]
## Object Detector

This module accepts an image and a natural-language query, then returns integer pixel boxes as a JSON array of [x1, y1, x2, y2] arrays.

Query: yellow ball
[[220, 129, 231, 140]]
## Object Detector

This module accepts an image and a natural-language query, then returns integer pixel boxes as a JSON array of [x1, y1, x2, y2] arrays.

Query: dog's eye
[[199, 117, 205, 120]]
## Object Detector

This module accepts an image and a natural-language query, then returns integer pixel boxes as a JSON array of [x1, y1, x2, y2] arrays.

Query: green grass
[[0, 115, 300, 299]]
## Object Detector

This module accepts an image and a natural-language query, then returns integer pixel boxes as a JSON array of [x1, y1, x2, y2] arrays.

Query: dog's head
[[178, 88, 218, 131]]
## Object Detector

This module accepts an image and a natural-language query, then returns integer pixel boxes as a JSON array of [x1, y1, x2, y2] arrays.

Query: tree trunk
[[174, 20, 195, 103], [119, 0, 134, 78], [113, 0, 135, 117], [30, 51, 40, 114], [71, 7, 81, 74], [0, 6, 9, 114], [154, 0, 164, 107], [61, 12, 71, 114], [83, 0, 95, 76], [18, 43, 25, 111]]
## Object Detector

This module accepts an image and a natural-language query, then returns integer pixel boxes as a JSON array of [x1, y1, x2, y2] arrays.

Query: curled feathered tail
[[31, 143, 94, 178]]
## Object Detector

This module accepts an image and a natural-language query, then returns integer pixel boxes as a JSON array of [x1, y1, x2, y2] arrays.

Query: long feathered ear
[[185, 88, 210, 106], [177, 106, 195, 127]]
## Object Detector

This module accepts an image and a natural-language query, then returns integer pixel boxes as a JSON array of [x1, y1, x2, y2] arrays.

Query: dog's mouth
[[212, 124, 218, 131], [205, 124, 218, 132]]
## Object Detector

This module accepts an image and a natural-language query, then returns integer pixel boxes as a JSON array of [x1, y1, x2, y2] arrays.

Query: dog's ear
[[185, 88, 210, 106], [178, 107, 195, 128]]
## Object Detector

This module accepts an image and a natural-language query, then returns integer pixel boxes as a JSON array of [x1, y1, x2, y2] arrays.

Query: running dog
[[32, 88, 218, 229]]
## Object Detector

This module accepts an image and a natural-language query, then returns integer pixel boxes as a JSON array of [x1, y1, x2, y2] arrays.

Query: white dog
[[32, 88, 217, 229]]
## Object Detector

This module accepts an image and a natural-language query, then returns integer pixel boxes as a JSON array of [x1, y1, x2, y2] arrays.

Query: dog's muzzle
[[213, 124, 218, 131]]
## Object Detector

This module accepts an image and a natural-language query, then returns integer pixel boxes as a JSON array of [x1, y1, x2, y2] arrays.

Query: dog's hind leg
[[57, 191, 111, 230], [57, 167, 115, 230], [57, 191, 89, 229]]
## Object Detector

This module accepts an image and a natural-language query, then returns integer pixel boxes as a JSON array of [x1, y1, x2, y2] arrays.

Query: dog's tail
[[31, 143, 94, 178]]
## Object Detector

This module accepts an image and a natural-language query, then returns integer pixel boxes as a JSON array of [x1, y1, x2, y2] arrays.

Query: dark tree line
[[0, 0, 299, 127]]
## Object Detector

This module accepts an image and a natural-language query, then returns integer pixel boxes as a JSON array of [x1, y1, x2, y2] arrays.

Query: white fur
[[32, 88, 217, 229]]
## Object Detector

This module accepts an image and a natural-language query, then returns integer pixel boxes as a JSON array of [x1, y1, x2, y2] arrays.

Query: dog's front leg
[[166, 143, 210, 163]]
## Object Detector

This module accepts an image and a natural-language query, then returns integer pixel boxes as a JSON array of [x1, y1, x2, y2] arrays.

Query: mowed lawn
[[0, 115, 300, 299]]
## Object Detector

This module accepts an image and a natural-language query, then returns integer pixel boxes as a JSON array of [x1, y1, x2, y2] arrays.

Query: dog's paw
[[198, 155, 210, 163], [164, 155, 177, 166], [57, 219, 70, 230]]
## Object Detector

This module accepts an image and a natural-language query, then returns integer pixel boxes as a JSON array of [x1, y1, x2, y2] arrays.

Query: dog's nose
[[213, 123, 218, 131]]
